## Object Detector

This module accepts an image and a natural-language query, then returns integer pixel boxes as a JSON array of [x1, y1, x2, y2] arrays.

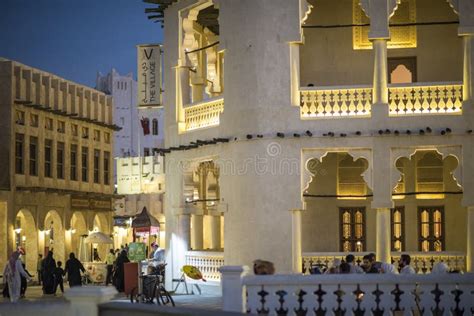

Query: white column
[[289, 43, 301, 107], [376, 207, 391, 264], [291, 209, 302, 273], [467, 206, 474, 272], [463, 35, 474, 102], [209, 215, 221, 250], [220, 266, 249, 313], [191, 214, 203, 250], [175, 61, 190, 132], [177, 213, 191, 251], [372, 39, 388, 105]]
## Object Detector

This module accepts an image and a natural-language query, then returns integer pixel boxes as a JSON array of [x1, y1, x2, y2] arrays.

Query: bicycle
[[130, 265, 175, 306]]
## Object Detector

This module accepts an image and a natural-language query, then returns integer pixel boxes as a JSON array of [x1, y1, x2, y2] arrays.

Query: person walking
[[42, 251, 56, 294], [105, 249, 115, 286], [37, 254, 43, 286], [53, 261, 65, 294], [2, 251, 32, 302], [20, 262, 33, 298], [64, 253, 85, 287], [113, 250, 130, 292]]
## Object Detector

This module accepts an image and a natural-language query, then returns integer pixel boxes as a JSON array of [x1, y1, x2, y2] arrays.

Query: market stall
[[83, 232, 113, 284], [132, 207, 160, 258]]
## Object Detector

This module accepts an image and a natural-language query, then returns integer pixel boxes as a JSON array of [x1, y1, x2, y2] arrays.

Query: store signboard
[[128, 242, 147, 262]]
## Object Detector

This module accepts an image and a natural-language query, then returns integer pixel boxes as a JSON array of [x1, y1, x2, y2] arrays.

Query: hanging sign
[[137, 44, 163, 107]]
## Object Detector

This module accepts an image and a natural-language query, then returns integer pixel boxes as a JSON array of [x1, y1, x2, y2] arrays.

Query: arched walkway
[[93, 213, 111, 261], [70, 212, 88, 259], [44, 210, 65, 265], [15, 209, 38, 273]]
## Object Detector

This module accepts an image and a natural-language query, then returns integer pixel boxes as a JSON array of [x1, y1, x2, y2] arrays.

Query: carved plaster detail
[[446, 0, 459, 15], [300, 0, 313, 25], [390, 146, 462, 192]]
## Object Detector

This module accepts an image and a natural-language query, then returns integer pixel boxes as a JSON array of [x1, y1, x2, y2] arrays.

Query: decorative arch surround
[[301, 148, 373, 199], [390, 146, 462, 193], [44, 210, 65, 264], [15, 209, 38, 272]]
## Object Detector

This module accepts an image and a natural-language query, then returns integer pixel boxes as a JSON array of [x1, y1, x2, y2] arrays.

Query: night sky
[[0, 0, 163, 87]]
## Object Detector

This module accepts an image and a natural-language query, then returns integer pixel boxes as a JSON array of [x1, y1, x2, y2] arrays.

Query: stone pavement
[[0, 285, 223, 311]]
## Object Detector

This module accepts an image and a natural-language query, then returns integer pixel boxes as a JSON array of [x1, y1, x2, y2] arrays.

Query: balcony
[[185, 250, 224, 282], [300, 85, 372, 118], [183, 97, 224, 132], [302, 251, 466, 274], [300, 82, 464, 119], [388, 82, 463, 116]]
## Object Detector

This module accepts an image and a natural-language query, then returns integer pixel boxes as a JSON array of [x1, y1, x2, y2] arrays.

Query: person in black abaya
[[42, 251, 56, 294], [64, 252, 85, 287], [113, 250, 129, 292]]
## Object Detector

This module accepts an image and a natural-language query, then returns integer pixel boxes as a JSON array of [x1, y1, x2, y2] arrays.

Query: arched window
[[152, 119, 158, 135]]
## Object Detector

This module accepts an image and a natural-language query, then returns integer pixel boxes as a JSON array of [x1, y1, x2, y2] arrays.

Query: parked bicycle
[[130, 264, 175, 306]]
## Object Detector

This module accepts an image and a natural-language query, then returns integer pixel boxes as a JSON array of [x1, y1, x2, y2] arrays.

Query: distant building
[[96, 69, 164, 163], [0, 59, 116, 272]]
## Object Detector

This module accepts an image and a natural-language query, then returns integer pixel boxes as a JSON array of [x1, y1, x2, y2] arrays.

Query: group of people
[[37, 251, 86, 295], [312, 253, 451, 275]]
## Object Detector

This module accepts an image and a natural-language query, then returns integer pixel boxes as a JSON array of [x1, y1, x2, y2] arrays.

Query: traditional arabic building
[[144, 0, 474, 287]]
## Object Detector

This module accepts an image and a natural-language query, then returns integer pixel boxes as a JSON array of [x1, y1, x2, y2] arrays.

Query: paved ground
[[0, 285, 223, 310]]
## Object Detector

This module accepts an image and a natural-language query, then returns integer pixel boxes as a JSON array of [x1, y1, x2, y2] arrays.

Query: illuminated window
[[337, 154, 367, 199], [418, 206, 444, 252], [353, 0, 417, 50], [391, 207, 405, 251], [416, 152, 444, 199], [340, 207, 366, 252], [388, 57, 417, 84]]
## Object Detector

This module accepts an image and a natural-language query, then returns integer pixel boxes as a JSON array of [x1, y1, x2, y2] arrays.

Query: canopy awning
[[131, 207, 160, 228]]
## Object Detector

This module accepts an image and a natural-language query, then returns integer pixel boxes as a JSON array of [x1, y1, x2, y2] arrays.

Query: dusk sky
[[0, 0, 163, 87]]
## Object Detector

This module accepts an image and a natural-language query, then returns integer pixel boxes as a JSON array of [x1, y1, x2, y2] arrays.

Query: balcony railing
[[184, 97, 224, 132], [302, 251, 466, 274], [388, 82, 463, 115], [185, 250, 224, 282], [300, 85, 372, 118]]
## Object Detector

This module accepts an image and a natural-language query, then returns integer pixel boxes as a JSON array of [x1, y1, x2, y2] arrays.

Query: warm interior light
[[14, 228, 22, 234]]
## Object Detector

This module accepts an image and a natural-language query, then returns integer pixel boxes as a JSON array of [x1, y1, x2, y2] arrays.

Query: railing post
[[220, 265, 249, 313], [64, 286, 117, 316]]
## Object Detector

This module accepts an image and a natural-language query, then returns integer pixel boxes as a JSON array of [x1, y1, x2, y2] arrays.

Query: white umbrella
[[84, 232, 114, 244]]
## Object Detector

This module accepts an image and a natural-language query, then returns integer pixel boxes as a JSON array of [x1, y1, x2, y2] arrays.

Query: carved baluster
[[275, 290, 288, 316], [294, 289, 308, 316], [352, 284, 365, 316], [450, 287, 464, 316], [332, 285, 346, 316], [411, 284, 425, 316], [371, 285, 384, 316], [431, 283, 444, 316], [316, 91, 324, 117], [257, 286, 269, 315], [390, 284, 405, 314], [313, 284, 327, 316]]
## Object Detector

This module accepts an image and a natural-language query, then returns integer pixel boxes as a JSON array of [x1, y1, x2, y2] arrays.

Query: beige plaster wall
[[300, 0, 462, 86]]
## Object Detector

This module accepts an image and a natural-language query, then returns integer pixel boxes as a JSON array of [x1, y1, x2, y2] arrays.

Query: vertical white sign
[[137, 44, 162, 107]]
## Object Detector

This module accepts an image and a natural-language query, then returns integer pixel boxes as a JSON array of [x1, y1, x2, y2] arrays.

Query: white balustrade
[[220, 266, 474, 314], [300, 86, 372, 118], [185, 250, 224, 282], [391, 251, 466, 274], [184, 97, 224, 131], [302, 252, 466, 274], [389, 82, 463, 115]]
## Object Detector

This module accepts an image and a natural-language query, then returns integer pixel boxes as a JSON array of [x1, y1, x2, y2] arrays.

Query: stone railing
[[391, 251, 466, 274], [302, 252, 371, 274], [302, 251, 466, 274], [220, 266, 474, 314], [184, 97, 224, 131], [185, 250, 224, 282], [300, 85, 372, 118], [388, 82, 463, 115]]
